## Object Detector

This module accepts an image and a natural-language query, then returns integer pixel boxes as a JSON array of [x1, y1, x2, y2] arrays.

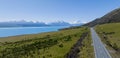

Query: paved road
[[91, 28, 112, 58]]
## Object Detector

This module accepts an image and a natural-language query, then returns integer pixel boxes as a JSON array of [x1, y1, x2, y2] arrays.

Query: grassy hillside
[[95, 23, 120, 58], [84, 8, 120, 27], [0, 27, 94, 58]]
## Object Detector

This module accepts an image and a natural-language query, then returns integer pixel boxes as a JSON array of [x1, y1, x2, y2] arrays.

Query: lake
[[0, 26, 69, 37]]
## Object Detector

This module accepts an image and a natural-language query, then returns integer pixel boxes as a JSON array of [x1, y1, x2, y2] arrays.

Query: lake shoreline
[[0, 26, 69, 38]]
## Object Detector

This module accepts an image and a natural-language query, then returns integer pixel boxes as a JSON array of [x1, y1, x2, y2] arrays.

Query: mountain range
[[0, 20, 83, 27], [2, 8, 120, 28]]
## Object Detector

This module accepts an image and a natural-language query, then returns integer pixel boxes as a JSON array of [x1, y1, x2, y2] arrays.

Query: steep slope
[[84, 8, 120, 27]]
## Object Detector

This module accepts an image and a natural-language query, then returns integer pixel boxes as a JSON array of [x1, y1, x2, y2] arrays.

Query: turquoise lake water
[[0, 26, 69, 37]]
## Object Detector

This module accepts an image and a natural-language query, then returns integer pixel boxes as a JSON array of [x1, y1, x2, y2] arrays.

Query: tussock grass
[[95, 23, 120, 58], [78, 29, 94, 58], [0, 27, 88, 58]]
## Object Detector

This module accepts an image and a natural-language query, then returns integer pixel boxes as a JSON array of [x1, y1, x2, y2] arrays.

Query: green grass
[[40, 37, 79, 58], [78, 29, 94, 58], [0, 27, 89, 58], [95, 23, 120, 58], [0, 27, 85, 42]]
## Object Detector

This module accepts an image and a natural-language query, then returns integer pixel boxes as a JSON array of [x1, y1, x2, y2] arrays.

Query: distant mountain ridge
[[0, 20, 83, 27], [84, 8, 120, 27], [48, 21, 83, 26], [0, 21, 47, 27]]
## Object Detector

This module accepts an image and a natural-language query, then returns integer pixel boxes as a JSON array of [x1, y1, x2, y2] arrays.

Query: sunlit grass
[[95, 23, 120, 58], [0, 27, 89, 58], [78, 29, 94, 58]]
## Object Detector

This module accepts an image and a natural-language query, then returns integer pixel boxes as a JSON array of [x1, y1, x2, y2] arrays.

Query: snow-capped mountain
[[48, 21, 71, 26], [0, 20, 47, 27], [0, 20, 84, 27]]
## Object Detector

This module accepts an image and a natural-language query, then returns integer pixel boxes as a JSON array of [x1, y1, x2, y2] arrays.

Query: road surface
[[91, 28, 112, 58]]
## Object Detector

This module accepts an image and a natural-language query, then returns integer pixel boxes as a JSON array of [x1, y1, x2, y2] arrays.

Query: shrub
[[58, 44, 63, 48]]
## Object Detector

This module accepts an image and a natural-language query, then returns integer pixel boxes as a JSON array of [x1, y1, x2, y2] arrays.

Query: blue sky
[[0, 0, 120, 23]]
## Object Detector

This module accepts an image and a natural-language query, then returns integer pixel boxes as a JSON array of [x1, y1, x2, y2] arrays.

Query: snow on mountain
[[0, 20, 84, 27]]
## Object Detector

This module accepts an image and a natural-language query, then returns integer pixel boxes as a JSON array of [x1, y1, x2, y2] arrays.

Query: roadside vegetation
[[78, 29, 94, 58], [95, 23, 120, 58], [65, 28, 94, 58], [0, 27, 91, 58]]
